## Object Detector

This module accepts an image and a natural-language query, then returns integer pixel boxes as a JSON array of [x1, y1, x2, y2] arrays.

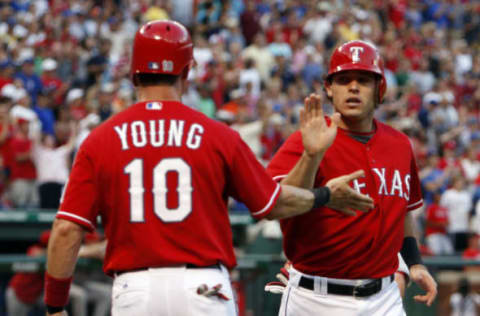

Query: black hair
[[133, 73, 180, 86], [0, 96, 11, 105]]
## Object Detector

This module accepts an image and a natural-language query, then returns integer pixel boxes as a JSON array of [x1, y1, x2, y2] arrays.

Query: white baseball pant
[[111, 265, 237, 316], [278, 267, 405, 316]]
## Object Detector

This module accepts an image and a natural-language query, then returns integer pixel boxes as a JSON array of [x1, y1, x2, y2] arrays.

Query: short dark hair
[[0, 96, 11, 105], [133, 73, 180, 86]]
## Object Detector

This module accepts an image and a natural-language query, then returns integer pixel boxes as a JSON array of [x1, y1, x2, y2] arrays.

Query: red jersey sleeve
[[56, 146, 99, 231], [406, 149, 423, 211], [266, 131, 304, 182], [227, 135, 281, 220]]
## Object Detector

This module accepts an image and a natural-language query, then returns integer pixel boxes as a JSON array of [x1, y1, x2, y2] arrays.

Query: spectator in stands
[[8, 118, 38, 209], [33, 90, 56, 136], [240, 0, 261, 45], [441, 176, 473, 252], [40, 58, 69, 108], [462, 234, 480, 265], [450, 277, 480, 316], [14, 58, 43, 106], [425, 192, 454, 255], [0, 96, 13, 170], [420, 153, 453, 205], [462, 147, 480, 184], [242, 33, 275, 83], [197, 83, 216, 118], [33, 121, 77, 209], [0, 61, 14, 90]]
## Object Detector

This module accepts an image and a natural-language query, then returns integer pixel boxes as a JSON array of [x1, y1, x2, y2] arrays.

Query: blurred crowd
[[0, 0, 480, 256]]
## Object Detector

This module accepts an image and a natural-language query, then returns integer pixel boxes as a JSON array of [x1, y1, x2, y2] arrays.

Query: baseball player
[[43, 22, 374, 316], [266, 40, 437, 315]]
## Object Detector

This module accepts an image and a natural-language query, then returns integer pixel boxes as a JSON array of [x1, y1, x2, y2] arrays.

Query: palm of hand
[[301, 116, 336, 156], [410, 265, 437, 306], [299, 94, 339, 157]]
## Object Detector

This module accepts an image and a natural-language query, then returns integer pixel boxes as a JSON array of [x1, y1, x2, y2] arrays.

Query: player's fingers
[[313, 94, 323, 118], [303, 96, 310, 120], [338, 208, 357, 216], [342, 170, 365, 183], [347, 188, 374, 203], [299, 108, 306, 127], [352, 201, 374, 212], [413, 294, 429, 304]]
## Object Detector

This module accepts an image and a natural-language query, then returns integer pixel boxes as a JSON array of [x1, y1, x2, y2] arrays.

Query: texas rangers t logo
[[350, 47, 364, 62]]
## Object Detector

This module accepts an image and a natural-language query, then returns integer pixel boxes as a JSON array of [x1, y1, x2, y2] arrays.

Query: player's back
[[76, 101, 253, 274]]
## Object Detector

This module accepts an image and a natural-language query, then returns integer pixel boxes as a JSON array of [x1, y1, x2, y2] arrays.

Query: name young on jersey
[[113, 120, 204, 150], [352, 167, 411, 201]]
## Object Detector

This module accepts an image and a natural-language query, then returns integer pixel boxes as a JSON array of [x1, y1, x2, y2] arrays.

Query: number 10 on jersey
[[124, 158, 193, 223]]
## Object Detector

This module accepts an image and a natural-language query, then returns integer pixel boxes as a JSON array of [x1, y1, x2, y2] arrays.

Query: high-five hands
[[300, 94, 341, 157], [325, 170, 374, 216]]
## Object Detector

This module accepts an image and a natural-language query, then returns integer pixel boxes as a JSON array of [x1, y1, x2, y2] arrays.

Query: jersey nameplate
[[113, 120, 204, 150]]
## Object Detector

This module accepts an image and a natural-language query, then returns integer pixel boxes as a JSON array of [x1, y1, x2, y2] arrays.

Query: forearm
[[47, 219, 85, 278], [78, 240, 107, 260], [404, 212, 417, 238], [266, 184, 315, 220], [280, 151, 323, 189]]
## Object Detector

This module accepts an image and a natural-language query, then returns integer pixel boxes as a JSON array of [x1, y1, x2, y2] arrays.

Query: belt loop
[[383, 275, 392, 290], [319, 277, 328, 296], [289, 270, 301, 288], [313, 277, 320, 294]]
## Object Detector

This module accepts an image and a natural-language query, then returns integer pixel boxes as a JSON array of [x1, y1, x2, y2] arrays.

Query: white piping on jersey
[[273, 175, 287, 181], [407, 199, 423, 209], [252, 183, 281, 216], [57, 211, 94, 228]]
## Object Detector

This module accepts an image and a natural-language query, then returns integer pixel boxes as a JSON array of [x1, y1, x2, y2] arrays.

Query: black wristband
[[311, 187, 330, 209], [400, 236, 423, 268], [46, 305, 65, 314]]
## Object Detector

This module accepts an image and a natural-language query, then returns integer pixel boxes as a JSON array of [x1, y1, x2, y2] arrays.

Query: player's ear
[[324, 81, 333, 99]]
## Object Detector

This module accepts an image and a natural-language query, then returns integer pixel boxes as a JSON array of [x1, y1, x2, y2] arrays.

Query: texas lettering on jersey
[[353, 167, 412, 201], [267, 119, 423, 279]]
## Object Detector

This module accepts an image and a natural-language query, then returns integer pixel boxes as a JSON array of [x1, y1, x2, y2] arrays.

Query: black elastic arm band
[[46, 305, 65, 314], [400, 236, 423, 268], [311, 187, 330, 209]]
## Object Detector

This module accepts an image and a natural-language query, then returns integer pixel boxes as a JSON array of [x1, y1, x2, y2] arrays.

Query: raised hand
[[300, 94, 341, 157], [325, 170, 374, 216], [410, 264, 437, 307]]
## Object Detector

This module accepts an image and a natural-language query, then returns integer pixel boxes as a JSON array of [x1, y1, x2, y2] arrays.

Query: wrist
[[44, 272, 72, 310], [310, 187, 330, 209], [302, 150, 324, 161], [400, 237, 423, 268]]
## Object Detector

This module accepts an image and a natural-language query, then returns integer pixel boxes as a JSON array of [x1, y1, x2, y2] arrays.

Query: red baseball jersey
[[57, 101, 281, 275], [425, 203, 448, 236], [267, 119, 423, 279]]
